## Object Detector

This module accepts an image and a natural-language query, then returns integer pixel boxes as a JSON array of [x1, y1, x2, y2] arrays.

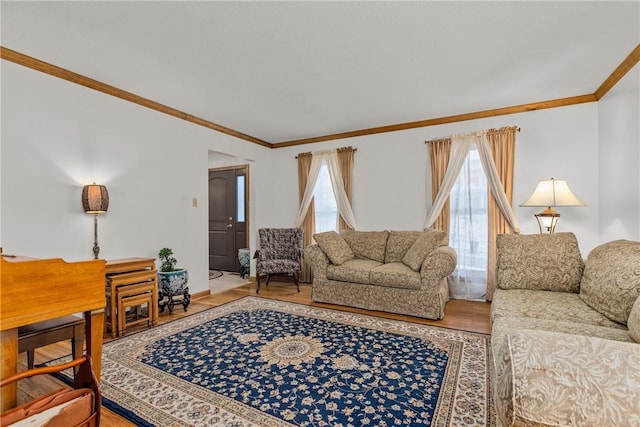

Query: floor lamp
[[82, 183, 109, 259], [520, 178, 585, 233]]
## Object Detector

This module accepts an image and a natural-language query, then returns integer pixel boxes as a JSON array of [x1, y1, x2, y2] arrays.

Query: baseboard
[[191, 289, 211, 300]]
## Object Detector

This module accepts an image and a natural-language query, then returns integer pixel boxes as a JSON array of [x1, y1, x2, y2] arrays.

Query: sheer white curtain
[[448, 148, 488, 299], [425, 131, 520, 300], [424, 133, 519, 232], [314, 164, 338, 232], [424, 138, 475, 229], [296, 150, 357, 230]]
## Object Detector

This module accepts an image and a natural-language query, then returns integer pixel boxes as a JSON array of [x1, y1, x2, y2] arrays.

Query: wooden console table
[[105, 258, 157, 337], [0, 251, 105, 411]]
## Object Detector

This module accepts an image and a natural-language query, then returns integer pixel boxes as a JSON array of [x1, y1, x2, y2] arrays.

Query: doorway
[[208, 165, 248, 272]]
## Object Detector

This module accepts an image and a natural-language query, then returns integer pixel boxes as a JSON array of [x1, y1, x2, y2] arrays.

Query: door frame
[[208, 164, 250, 270]]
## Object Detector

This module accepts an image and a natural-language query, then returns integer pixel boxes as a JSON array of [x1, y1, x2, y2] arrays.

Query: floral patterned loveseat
[[305, 229, 456, 320], [491, 232, 640, 426]]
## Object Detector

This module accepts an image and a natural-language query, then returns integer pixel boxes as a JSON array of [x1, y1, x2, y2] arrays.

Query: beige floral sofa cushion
[[579, 239, 640, 325], [340, 230, 389, 262], [370, 262, 421, 290], [313, 231, 354, 265], [491, 289, 625, 329], [326, 259, 381, 285], [494, 330, 640, 427], [384, 231, 423, 263], [402, 229, 448, 272], [496, 232, 584, 293], [629, 297, 640, 343]]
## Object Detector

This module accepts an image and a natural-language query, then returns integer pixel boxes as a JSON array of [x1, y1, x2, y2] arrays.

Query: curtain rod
[[425, 126, 520, 144], [295, 146, 357, 159]]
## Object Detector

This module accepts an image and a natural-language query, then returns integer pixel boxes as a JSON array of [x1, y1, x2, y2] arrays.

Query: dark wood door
[[208, 168, 247, 271]]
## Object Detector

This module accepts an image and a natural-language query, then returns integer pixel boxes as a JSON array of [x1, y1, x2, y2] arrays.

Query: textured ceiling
[[2, 1, 639, 143]]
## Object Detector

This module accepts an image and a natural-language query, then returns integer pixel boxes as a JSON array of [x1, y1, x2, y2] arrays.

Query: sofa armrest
[[420, 246, 456, 285], [494, 329, 640, 427], [304, 244, 330, 280]]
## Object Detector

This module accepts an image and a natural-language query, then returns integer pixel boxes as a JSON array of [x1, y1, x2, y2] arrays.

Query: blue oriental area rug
[[63, 297, 494, 426]]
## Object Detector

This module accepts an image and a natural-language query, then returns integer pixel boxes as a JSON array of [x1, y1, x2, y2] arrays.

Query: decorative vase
[[238, 248, 250, 279], [157, 269, 190, 313]]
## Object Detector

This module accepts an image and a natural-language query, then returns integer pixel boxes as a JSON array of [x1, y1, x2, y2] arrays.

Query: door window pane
[[236, 175, 245, 222]]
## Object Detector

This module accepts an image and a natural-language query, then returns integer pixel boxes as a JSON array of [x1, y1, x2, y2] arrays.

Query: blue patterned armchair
[[254, 228, 304, 293]]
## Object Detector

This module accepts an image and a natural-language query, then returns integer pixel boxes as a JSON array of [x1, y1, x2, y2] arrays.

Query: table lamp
[[520, 178, 585, 233]]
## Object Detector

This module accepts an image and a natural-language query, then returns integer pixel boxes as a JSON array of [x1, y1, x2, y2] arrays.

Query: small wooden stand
[[105, 258, 157, 338]]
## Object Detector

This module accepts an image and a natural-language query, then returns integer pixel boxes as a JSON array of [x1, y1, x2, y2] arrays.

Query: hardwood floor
[[15, 281, 491, 426]]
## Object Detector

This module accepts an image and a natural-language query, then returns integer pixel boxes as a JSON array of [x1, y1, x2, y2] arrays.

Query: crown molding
[[0, 46, 272, 148], [273, 94, 597, 148], [594, 43, 640, 100], [2, 43, 639, 149]]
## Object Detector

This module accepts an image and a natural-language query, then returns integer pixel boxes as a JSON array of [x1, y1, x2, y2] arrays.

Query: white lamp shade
[[520, 178, 585, 207]]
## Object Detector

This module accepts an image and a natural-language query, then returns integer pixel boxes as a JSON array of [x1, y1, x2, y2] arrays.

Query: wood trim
[[208, 164, 251, 250], [273, 94, 597, 147], [190, 290, 211, 300], [208, 164, 248, 172], [2, 43, 637, 149], [594, 43, 640, 100], [0, 46, 272, 148]]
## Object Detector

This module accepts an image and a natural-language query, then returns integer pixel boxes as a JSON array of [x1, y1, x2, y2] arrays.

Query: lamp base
[[93, 214, 100, 259], [534, 207, 560, 233]]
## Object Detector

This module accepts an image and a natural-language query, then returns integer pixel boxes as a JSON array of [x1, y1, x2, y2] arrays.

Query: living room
[[1, 1, 638, 297], [1, 1, 639, 426]]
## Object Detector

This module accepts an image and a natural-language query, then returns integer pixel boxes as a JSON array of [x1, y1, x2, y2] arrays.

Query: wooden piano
[[0, 249, 106, 411]]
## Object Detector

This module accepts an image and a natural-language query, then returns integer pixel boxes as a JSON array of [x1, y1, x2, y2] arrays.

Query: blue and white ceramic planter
[[158, 269, 188, 293], [238, 248, 251, 268], [157, 269, 190, 313]]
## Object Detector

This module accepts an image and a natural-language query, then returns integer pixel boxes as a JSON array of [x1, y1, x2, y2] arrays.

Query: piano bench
[[18, 315, 85, 369]]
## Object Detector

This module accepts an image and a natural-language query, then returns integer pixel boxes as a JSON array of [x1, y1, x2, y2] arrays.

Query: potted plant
[[157, 247, 190, 313]]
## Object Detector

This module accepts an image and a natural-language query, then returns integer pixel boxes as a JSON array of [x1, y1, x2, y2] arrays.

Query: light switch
[[192, 198, 198, 207]]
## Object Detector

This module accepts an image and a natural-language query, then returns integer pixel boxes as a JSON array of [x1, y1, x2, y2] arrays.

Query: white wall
[[598, 64, 640, 242], [1, 61, 272, 294], [2, 58, 637, 296], [270, 102, 602, 255]]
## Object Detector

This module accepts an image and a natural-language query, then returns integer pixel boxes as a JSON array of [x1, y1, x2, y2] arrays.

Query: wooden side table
[[105, 258, 157, 338]]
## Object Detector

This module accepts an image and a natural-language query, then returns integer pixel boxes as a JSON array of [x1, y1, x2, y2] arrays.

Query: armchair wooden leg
[[266, 274, 271, 287], [293, 271, 300, 293], [256, 274, 261, 294]]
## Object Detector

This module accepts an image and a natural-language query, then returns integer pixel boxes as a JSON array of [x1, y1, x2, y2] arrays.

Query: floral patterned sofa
[[491, 232, 640, 427], [304, 229, 456, 320]]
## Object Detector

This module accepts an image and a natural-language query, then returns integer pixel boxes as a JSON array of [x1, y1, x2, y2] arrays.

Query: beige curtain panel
[[297, 152, 315, 283], [297, 147, 357, 282], [337, 147, 355, 231], [425, 127, 519, 302], [485, 126, 517, 301], [425, 131, 519, 233], [427, 138, 452, 234], [424, 136, 476, 229], [295, 150, 357, 230]]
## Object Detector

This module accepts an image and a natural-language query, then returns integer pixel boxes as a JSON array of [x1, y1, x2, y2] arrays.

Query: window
[[236, 175, 245, 223], [449, 147, 488, 300], [313, 163, 338, 233]]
